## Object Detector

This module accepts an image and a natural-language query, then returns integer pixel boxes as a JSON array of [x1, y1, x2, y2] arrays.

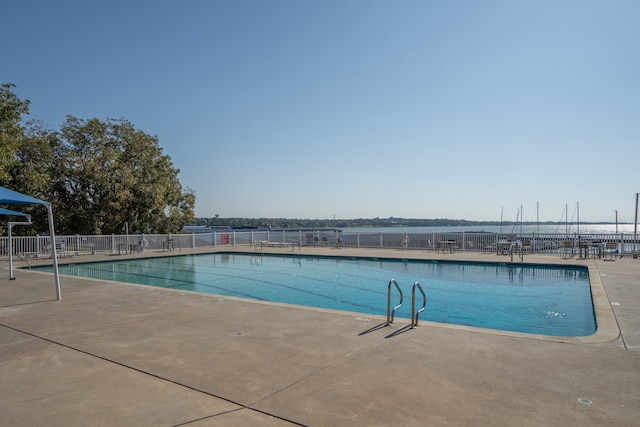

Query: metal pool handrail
[[386, 279, 403, 325], [411, 282, 427, 328]]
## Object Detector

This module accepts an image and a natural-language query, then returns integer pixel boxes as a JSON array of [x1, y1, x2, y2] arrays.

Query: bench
[[252, 240, 298, 251]]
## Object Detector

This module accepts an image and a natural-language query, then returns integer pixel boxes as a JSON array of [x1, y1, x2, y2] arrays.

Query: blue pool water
[[40, 253, 596, 336]]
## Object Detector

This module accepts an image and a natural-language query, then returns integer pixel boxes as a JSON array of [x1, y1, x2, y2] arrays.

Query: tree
[[49, 116, 195, 234], [4, 120, 57, 233], [0, 83, 30, 182], [2, 82, 195, 235]]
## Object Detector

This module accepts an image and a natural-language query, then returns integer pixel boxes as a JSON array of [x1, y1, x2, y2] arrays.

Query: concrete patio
[[1, 247, 639, 426]]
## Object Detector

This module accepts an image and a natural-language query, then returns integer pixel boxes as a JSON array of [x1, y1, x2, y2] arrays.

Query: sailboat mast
[[634, 193, 638, 258], [577, 201, 580, 236], [520, 204, 523, 234]]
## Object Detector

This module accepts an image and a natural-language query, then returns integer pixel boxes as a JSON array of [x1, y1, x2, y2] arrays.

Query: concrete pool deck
[[1, 247, 639, 426]]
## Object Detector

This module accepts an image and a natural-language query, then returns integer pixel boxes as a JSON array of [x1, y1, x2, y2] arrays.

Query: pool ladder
[[386, 279, 427, 329]]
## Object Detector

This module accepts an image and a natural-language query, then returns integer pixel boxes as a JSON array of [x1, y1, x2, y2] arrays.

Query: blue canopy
[[0, 207, 31, 217], [0, 186, 49, 205], [0, 186, 60, 300]]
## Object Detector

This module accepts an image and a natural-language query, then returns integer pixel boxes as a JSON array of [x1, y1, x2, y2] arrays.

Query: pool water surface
[[42, 253, 596, 337]]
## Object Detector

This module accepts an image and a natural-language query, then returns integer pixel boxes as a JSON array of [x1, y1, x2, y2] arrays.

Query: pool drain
[[578, 398, 592, 405]]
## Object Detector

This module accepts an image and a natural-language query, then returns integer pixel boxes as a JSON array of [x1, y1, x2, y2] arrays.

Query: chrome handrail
[[386, 279, 403, 325], [411, 281, 427, 328]]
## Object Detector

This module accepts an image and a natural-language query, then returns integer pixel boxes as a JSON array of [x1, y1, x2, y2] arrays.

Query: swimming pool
[[40, 253, 596, 336]]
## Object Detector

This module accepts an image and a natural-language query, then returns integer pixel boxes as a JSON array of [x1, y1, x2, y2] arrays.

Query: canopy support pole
[[8, 217, 32, 280], [46, 204, 61, 300]]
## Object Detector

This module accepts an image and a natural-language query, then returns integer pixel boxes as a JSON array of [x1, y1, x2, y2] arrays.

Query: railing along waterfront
[[1, 230, 638, 259]]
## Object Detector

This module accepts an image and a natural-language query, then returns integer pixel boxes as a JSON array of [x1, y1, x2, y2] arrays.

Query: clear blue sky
[[3, 0, 639, 222]]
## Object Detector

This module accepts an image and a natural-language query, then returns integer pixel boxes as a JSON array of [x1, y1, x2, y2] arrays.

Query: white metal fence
[[2, 230, 638, 260]]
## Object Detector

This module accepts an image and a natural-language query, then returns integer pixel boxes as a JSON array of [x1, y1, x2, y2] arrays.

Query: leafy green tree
[[51, 116, 195, 234], [13, 121, 55, 194], [4, 120, 57, 233], [0, 84, 51, 235], [0, 83, 30, 182], [2, 83, 194, 235]]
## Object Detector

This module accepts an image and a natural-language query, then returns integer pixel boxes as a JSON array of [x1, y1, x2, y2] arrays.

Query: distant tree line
[[0, 83, 195, 235], [191, 216, 574, 230]]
